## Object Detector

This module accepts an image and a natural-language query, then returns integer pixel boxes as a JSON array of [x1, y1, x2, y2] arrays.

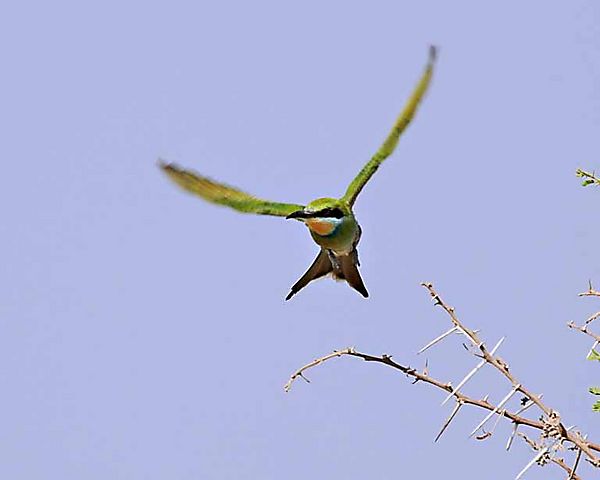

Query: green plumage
[[343, 45, 436, 205], [161, 163, 304, 217], [161, 46, 437, 299]]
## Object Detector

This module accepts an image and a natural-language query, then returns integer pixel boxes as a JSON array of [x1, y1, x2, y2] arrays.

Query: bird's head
[[286, 198, 351, 236]]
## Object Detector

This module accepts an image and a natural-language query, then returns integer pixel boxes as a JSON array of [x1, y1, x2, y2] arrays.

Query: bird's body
[[161, 46, 437, 300]]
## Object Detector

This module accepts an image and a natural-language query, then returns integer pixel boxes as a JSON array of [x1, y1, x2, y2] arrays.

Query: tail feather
[[336, 250, 369, 298], [286, 249, 333, 300]]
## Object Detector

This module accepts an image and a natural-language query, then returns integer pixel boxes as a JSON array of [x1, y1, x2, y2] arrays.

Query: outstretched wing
[[160, 162, 304, 217], [342, 46, 437, 206]]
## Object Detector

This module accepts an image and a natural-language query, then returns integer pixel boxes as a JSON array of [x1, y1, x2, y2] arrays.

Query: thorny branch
[[569, 282, 600, 354], [578, 281, 600, 298], [517, 432, 581, 480], [286, 283, 600, 478]]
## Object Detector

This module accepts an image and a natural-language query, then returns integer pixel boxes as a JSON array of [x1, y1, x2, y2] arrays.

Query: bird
[[161, 46, 437, 300]]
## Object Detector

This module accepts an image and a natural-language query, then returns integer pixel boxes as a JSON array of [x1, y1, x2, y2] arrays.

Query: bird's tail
[[333, 250, 369, 298], [286, 249, 333, 300]]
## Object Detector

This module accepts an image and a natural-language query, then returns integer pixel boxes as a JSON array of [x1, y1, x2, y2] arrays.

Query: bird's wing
[[160, 162, 304, 217], [342, 46, 437, 206]]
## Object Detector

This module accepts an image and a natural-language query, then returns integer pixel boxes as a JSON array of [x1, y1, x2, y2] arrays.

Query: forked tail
[[285, 249, 368, 300], [286, 250, 333, 300]]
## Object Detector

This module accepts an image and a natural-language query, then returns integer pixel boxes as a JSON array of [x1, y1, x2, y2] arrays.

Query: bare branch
[[284, 348, 354, 393], [517, 433, 581, 480], [567, 321, 600, 345], [421, 282, 551, 418], [579, 280, 600, 298], [286, 282, 600, 476], [568, 284, 600, 361]]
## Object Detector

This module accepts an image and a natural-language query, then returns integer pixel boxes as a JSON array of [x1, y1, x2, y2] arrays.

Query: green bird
[[161, 46, 437, 300]]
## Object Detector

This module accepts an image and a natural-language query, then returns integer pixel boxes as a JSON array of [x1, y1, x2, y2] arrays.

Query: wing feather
[[160, 162, 304, 217], [343, 46, 437, 206]]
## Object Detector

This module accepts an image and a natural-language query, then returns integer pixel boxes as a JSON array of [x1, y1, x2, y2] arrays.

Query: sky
[[1, 1, 599, 478]]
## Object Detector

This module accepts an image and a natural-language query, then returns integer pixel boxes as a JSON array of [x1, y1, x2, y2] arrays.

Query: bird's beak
[[286, 210, 308, 220]]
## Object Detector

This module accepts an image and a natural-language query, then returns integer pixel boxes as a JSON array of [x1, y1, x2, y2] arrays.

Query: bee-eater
[[161, 46, 436, 300]]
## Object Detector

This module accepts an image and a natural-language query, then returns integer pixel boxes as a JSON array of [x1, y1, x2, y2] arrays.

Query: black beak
[[286, 210, 308, 220]]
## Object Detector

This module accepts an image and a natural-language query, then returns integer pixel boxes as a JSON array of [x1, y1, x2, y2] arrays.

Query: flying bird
[[161, 46, 437, 300]]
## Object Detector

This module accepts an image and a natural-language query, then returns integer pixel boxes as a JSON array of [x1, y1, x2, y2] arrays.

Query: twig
[[567, 322, 600, 343], [576, 168, 600, 187], [285, 346, 547, 431], [517, 433, 580, 480], [579, 280, 600, 298], [421, 283, 551, 418], [284, 348, 354, 392]]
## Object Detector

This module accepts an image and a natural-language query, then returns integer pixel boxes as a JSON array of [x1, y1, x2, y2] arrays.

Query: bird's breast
[[307, 216, 360, 254]]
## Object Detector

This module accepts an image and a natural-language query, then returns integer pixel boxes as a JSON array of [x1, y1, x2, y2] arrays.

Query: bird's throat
[[305, 218, 340, 236]]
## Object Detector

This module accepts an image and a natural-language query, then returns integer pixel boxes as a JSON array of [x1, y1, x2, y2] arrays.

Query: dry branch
[[286, 282, 600, 478], [569, 282, 600, 359]]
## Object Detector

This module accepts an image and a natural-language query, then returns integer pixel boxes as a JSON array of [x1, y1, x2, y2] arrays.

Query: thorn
[[441, 338, 503, 406], [569, 447, 583, 480], [470, 385, 520, 437], [442, 358, 485, 406], [587, 340, 599, 359], [434, 400, 463, 442], [417, 326, 458, 354], [506, 423, 519, 451], [515, 445, 552, 480]]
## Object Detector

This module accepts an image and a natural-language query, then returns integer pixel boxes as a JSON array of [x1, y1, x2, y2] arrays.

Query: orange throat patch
[[305, 218, 337, 236]]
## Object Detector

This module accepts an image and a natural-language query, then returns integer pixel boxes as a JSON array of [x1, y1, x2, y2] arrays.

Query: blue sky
[[1, 1, 599, 478]]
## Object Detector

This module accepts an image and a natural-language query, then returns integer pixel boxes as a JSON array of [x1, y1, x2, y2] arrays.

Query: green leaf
[[582, 179, 595, 186], [593, 400, 600, 412], [590, 387, 600, 395], [587, 349, 600, 361]]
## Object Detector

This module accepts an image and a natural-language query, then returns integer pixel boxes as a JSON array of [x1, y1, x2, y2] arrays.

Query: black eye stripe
[[314, 207, 344, 218]]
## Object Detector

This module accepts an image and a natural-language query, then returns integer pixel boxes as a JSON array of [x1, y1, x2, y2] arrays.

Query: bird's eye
[[330, 208, 344, 218], [318, 207, 344, 218]]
